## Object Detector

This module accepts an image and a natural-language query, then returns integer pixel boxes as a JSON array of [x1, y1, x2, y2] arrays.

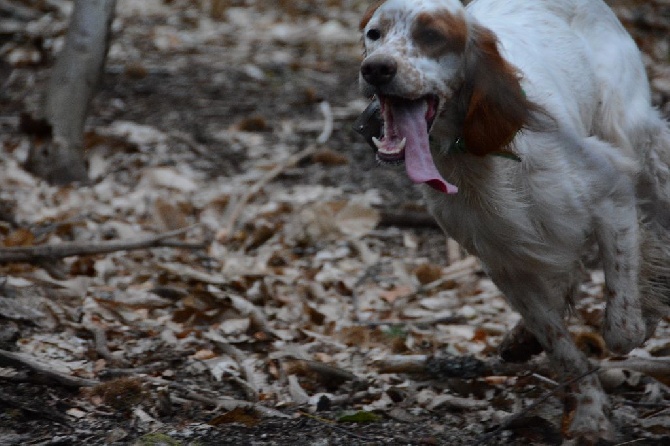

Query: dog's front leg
[[493, 273, 614, 441], [594, 198, 646, 354]]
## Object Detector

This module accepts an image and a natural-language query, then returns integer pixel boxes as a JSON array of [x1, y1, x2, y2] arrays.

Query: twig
[[88, 323, 114, 362], [83, 316, 128, 366], [597, 356, 670, 382], [612, 440, 647, 446], [356, 315, 467, 328], [187, 392, 288, 418], [531, 372, 559, 387], [0, 349, 98, 388], [297, 411, 377, 442], [374, 355, 431, 374], [375, 354, 548, 377], [316, 101, 334, 144], [0, 226, 202, 264], [97, 364, 165, 379], [219, 101, 333, 240], [283, 358, 358, 383], [212, 339, 259, 402], [145, 376, 290, 418], [473, 368, 600, 445], [169, 130, 210, 156]]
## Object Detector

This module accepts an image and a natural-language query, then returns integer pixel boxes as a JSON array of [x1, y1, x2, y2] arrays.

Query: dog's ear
[[461, 26, 536, 156], [360, 1, 386, 30]]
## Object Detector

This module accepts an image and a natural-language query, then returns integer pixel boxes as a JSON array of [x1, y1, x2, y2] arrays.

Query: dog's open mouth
[[372, 94, 458, 194]]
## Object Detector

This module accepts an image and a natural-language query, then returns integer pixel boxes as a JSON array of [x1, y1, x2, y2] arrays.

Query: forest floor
[[1, 1, 670, 445]]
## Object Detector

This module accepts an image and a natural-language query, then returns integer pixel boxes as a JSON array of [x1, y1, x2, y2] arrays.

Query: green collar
[[445, 136, 522, 162]]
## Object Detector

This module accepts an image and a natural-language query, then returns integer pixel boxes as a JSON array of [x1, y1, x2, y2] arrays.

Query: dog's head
[[358, 0, 536, 193]]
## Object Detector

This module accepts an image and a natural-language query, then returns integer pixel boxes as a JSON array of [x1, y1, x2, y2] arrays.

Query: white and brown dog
[[357, 0, 670, 440]]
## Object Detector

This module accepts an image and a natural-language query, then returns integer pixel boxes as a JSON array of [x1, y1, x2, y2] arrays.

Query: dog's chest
[[422, 177, 590, 273]]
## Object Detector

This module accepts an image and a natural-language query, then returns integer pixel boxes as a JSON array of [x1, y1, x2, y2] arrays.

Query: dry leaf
[[208, 407, 261, 427]]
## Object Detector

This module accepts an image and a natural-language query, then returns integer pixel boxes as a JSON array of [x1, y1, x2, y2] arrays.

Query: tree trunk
[[25, 0, 116, 185]]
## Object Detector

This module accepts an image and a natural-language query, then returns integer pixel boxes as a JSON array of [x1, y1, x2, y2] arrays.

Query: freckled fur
[[413, 11, 468, 57], [359, 0, 670, 442]]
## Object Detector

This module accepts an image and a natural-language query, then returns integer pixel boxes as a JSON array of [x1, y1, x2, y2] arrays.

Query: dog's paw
[[566, 408, 615, 444], [564, 385, 615, 443], [602, 300, 646, 355], [498, 320, 543, 362]]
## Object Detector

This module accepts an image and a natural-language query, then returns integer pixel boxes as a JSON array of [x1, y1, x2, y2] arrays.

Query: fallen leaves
[[0, 0, 669, 444]]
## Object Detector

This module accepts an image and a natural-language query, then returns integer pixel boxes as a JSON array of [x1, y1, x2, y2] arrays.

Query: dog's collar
[[438, 135, 522, 162]]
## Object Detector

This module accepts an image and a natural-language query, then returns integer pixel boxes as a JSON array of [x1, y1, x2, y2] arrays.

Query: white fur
[[361, 0, 670, 441]]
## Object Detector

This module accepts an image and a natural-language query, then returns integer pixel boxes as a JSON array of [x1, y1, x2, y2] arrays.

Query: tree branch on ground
[[376, 354, 670, 381], [0, 349, 98, 388], [0, 227, 204, 264]]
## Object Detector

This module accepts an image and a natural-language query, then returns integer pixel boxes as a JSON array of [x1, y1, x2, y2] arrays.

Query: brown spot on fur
[[412, 11, 467, 57], [360, 1, 386, 30], [459, 25, 542, 156]]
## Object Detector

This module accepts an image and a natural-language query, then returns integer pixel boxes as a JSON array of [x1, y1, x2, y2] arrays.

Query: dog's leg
[[498, 319, 543, 362], [639, 221, 670, 339], [493, 273, 613, 441], [594, 199, 646, 354]]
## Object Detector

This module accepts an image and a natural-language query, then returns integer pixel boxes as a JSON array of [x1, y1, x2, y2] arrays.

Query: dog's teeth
[[398, 137, 407, 151], [372, 136, 383, 150]]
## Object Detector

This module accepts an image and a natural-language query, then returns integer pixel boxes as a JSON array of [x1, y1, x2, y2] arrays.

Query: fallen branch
[[598, 356, 670, 385], [283, 358, 358, 384], [377, 354, 553, 378], [0, 226, 204, 264], [146, 376, 290, 419], [0, 349, 98, 388], [355, 315, 467, 328], [376, 353, 670, 383]]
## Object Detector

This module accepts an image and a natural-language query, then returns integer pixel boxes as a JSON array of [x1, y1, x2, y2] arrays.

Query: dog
[[356, 0, 670, 440]]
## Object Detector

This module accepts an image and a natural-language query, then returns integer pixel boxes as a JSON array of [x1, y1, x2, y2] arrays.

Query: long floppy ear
[[360, 1, 386, 30], [461, 25, 538, 156]]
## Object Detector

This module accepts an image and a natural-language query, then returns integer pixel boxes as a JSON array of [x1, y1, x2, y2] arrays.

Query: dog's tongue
[[392, 100, 458, 194]]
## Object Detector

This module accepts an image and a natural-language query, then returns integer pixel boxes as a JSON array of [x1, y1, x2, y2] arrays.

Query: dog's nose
[[361, 55, 397, 86]]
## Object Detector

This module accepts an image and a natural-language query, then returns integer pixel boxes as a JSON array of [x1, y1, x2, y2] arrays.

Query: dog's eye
[[366, 28, 382, 41]]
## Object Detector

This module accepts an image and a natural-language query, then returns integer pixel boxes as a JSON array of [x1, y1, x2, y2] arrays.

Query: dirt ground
[[1, 1, 670, 445]]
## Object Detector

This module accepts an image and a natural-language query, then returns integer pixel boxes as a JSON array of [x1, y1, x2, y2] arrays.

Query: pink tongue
[[392, 101, 458, 194]]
